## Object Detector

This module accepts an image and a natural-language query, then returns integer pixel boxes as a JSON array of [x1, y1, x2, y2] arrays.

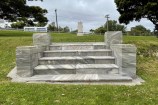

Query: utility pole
[[55, 9, 58, 32], [105, 14, 110, 31]]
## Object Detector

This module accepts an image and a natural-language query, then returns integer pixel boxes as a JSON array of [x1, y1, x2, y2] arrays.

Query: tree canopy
[[129, 25, 151, 36], [94, 20, 126, 34], [0, 0, 48, 25], [115, 0, 158, 31], [48, 22, 70, 32]]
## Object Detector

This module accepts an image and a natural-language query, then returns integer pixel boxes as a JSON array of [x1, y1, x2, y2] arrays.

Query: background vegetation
[[0, 30, 158, 105]]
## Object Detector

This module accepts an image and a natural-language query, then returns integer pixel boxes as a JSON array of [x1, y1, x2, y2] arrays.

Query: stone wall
[[16, 33, 51, 77], [105, 31, 137, 78], [111, 44, 137, 78]]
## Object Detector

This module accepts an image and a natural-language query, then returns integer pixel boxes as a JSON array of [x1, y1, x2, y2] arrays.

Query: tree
[[71, 29, 78, 33], [47, 22, 70, 33], [90, 29, 95, 34], [94, 26, 106, 34], [11, 22, 25, 29], [129, 25, 151, 36], [63, 26, 70, 32], [115, 0, 158, 32], [47, 22, 57, 31], [104, 20, 126, 32], [94, 20, 126, 34], [0, 0, 48, 25]]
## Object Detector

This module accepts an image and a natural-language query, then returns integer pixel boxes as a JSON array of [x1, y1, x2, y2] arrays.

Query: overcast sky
[[27, 0, 154, 32]]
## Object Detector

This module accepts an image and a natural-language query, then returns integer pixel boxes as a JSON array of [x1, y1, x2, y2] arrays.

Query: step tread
[[50, 42, 105, 46], [28, 74, 132, 82], [44, 49, 112, 53], [39, 56, 115, 60], [34, 64, 119, 70]]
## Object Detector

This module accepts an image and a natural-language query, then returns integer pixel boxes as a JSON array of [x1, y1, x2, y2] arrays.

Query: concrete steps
[[44, 49, 112, 57], [34, 64, 119, 75], [39, 56, 115, 65], [32, 42, 131, 82]]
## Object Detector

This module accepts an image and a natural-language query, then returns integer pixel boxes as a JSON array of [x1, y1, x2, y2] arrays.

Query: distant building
[[0, 19, 12, 28]]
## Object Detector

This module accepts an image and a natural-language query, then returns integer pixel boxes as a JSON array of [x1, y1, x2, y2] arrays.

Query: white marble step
[[49, 42, 106, 50], [34, 64, 119, 75], [44, 49, 112, 57], [25, 74, 133, 82], [39, 56, 115, 65], [51, 42, 105, 45]]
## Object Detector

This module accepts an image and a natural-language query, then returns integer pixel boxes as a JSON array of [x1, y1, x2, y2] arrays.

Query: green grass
[[0, 30, 158, 105], [52, 33, 104, 42]]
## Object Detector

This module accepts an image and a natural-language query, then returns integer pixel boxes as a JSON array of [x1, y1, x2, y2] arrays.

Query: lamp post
[[105, 14, 110, 32]]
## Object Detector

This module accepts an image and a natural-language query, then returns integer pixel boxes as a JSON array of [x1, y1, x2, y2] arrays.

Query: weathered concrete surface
[[7, 67, 145, 85], [49, 42, 107, 50], [105, 31, 122, 49], [38, 56, 115, 65], [44, 49, 112, 57], [34, 64, 119, 75], [16, 33, 52, 77], [111, 44, 137, 78], [33, 33, 51, 46], [9, 32, 142, 84], [16, 46, 38, 77]]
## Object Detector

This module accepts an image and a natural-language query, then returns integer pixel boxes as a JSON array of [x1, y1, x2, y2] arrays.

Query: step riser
[[34, 69, 76, 75], [34, 68, 119, 75], [49, 45, 106, 50], [39, 59, 115, 65], [44, 51, 112, 57]]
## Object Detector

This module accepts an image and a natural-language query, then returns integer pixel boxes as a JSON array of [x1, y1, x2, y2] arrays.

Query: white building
[[0, 19, 12, 28]]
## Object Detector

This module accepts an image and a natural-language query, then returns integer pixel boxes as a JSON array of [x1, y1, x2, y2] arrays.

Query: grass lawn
[[0, 30, 158, 105]]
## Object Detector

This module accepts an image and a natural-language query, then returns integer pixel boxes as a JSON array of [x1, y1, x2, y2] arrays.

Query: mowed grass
[[0, 30, 158, 105]]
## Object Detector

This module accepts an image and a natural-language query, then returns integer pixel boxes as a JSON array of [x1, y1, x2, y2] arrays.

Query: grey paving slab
[[8, 67, 145, 85]]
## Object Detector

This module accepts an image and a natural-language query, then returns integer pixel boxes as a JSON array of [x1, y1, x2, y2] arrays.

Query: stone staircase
[[32, 42, 132, 82], [8, 32, 145, 85]]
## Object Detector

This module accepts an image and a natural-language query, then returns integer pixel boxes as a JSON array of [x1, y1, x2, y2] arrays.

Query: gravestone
[[77, 21, 84, 36]]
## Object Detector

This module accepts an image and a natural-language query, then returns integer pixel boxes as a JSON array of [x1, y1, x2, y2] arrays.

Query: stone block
[[16, 46, 37, 55], [105, 31, 122, 48], [33, 33, 51, 46], [110, 44, 137, 78], [16, 46, 39, 77]]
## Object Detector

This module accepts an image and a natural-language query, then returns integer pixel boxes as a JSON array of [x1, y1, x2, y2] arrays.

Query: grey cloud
[[27, 0, 154, 32]]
